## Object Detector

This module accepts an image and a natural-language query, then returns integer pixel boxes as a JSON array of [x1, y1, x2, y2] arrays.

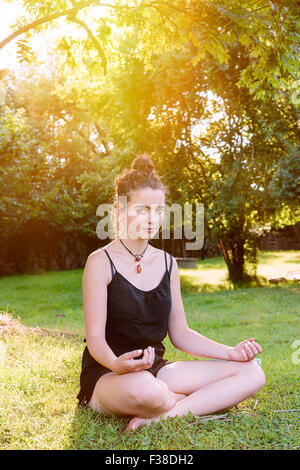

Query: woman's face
[[118, 188, 165, 239]]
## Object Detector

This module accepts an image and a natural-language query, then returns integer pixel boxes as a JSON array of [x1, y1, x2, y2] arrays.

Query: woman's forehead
[[129, 188, 165, 204], [131, 204, 165, 210]]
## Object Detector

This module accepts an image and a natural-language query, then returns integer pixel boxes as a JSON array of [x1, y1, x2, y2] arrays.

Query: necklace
[[119, 239, 149, 274]]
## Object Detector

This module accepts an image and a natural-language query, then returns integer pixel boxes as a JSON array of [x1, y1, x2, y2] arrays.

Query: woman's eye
[[136, 207, 164, 214]]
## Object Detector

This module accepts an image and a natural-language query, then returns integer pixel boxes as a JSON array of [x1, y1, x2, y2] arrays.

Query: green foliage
[[0, 0, 299, 280], [268, 143, 300, 210], [0, 74, 112, 241], [2, 1, 299, 91]]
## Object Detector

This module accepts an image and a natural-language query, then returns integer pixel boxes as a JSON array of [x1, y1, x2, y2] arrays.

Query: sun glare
[[0, 1, 120, 72]]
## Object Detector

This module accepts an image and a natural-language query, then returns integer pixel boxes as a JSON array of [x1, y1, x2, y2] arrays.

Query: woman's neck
[[117, 237, 149, 255]]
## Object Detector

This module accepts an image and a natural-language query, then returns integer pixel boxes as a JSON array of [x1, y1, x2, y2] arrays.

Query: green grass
[[0, 250, 299, 450]]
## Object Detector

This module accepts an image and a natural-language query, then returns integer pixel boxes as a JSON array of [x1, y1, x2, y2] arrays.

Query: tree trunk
[[181, 237, 187, 257], [218, 236, 249, 283]]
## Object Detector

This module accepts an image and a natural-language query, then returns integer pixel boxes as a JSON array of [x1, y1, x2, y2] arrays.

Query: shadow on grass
[[261, 282, 300, 296], [258, 252, 284, 261], [180, 278, 231, 294], [67, 405, 130, 450], [196, 258, 226, 269], [283, 258, 300, 264], [180, 274, 278, 294], [67, 403, 239, 450], [258, 250, 299, 263]]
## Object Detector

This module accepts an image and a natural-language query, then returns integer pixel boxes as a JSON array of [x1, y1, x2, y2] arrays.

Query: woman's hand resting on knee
[[228, 338, 262, 362], [111, 346, 155, 374]]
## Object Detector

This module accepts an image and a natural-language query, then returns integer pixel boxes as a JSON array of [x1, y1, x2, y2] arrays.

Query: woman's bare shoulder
[[87, 247, 106, 261], [88, 240, 117, 259], [152, 246, 174, 270], [83, 248, 111, 285]]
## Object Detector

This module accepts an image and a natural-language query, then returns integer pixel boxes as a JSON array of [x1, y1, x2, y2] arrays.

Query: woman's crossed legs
[[88, 358, 266, 430], [88, 368, 184, 418]]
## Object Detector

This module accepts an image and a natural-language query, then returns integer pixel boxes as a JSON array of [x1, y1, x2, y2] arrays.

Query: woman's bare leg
[[127, 359, 266, 430], [87, 369, 185, 418]]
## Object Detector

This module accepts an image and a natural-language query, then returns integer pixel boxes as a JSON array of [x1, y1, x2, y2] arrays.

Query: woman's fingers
[[146, 347, 151, 366], [142, 348, 149, 365], [134, 347, 155, 370], [119, 346, 156, 373], [145, 347, 154, 367], [124, 349, 143, 360], [149, 346, 155, 366], [232, 338, 262, 362], [134, 349, 148, 370], [241, 349, 248, 361], [248, 341, 259, 355], [247, 341, 258, 358], [242, 339, 263, 360], [244, 340, 255, 356], [253, 341, 262, 353]]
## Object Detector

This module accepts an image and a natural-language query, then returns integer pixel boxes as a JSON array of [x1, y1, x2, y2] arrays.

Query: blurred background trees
[[0, 0, 299, 283]]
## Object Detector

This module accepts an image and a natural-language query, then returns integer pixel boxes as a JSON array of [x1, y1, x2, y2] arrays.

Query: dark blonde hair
[[112, 153, 168, 238]]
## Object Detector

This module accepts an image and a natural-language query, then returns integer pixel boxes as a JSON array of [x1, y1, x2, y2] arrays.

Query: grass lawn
[[0, 250, 299, 450]]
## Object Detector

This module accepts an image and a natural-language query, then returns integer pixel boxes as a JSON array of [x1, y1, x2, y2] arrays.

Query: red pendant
[[135, 255, 142, 261], [137, 264, 141, 273]]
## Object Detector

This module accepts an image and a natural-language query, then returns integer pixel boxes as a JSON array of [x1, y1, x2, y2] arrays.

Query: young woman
[[77, 154, 265, 431]]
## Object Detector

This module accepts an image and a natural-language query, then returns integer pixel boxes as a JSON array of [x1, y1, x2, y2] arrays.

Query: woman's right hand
[[111, 346, 155, 374]]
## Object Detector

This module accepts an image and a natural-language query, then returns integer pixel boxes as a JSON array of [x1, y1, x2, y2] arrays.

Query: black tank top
[[99, 248, 173, 360]]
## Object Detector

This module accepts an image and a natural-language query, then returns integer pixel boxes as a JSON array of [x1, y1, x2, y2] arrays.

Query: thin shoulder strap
[[168, 253, 173, 277], [164, 251, 173, 278], [102, 248, 117, 276]]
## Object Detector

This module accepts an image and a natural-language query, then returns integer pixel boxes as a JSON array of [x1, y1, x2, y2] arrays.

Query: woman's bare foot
[[126, 415, 159, 431], [125, 392, 186, 431], [126, 392, 186, 431]]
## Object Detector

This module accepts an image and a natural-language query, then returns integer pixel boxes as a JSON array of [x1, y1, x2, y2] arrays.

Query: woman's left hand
[[228, 338, 262, 362]]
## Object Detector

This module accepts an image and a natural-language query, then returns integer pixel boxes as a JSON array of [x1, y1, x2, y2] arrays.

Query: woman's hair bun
[[132, 153, 154, 174]]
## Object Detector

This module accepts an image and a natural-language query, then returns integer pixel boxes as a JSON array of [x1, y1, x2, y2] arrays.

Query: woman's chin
[[127, 228, 159, 239]]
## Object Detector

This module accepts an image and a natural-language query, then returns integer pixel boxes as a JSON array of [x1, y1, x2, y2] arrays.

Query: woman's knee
[[239, 360, 266, 393], [127, 371, 175, 411], [251, 361, 266, 389]]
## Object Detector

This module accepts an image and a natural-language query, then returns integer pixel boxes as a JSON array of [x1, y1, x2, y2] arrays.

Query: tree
[[125, 43, 299, 283], [1, 1, 299, 279], [1, 1, 299, 93], [0, 69, 117, 273]]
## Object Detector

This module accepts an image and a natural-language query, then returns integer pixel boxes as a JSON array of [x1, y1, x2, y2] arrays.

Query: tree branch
[[94, 122, 111, 157], [143, 1, 196, 14], [0, 1, 94, 49], [70, 16, 107, 75], [59, 112, 99, 155], [58, 108, 110, 157], [188, 144, 210, 186], [0, 0, 192, 51], [150, 4, 178, 30]]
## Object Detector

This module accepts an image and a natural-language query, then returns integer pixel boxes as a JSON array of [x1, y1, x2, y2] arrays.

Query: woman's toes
[[125, 416, 155, 431], [126, 417, 143, 431]]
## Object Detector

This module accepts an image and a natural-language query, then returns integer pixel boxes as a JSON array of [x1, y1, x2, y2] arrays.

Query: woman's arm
[[83, 252, 118, 370], [170, 328, 234, 360], [167, 257, 261, 361]]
